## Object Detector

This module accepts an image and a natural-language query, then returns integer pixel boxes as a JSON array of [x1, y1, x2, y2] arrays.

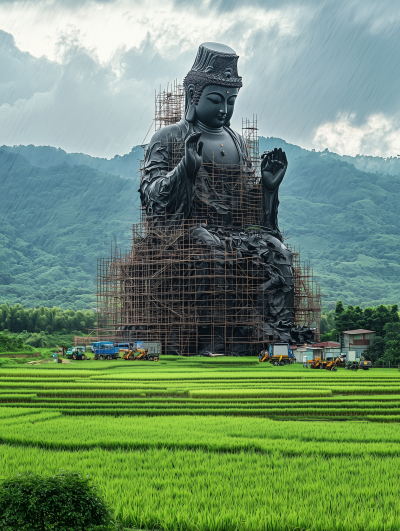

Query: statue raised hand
[[261, 147, 288, 192], [261, 147, 288, 235]]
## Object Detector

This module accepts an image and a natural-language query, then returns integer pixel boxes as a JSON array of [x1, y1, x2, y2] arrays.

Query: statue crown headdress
[[184, 42, 242, 104]]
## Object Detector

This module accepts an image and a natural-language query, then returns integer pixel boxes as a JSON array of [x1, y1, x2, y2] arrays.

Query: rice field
[[1, 356, 400, 530]]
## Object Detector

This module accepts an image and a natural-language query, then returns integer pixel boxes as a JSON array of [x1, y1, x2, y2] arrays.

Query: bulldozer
[[121, 348, 158, 362]]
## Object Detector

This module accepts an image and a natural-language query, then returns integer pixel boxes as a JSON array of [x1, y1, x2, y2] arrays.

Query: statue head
[[183, 42, 242, 128]]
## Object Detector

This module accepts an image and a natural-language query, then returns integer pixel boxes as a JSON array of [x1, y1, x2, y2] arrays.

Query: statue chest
[[198, 130, 240, 166]]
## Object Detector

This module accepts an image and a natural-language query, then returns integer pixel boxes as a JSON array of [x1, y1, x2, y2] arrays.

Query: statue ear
[[186, 103, 196, 123], [185, 85, 196, 123]]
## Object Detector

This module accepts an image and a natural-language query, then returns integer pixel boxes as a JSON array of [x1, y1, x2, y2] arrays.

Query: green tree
[[382, 322, 400, 365], [365, 336, 385, 362], [0, 304, 95, 335], [320, 309, 335, 335], [334, 302, 399, 337]]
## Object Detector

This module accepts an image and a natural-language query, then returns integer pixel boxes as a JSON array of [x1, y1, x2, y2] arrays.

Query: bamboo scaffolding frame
[[95, 82, 321, 352]]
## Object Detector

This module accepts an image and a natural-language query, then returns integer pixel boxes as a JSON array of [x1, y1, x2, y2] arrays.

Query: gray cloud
[[0, 0, 399, 156], [234, 0, 400, 146], [0, 31, 60, 106]]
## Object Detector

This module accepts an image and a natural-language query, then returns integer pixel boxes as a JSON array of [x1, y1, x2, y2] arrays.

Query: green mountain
[[0, 141, 399, 310], [0, 144, 142, 179], [0, 149, 139, 309], [278, 153, 400, 307], [260, 137, 400, 176]]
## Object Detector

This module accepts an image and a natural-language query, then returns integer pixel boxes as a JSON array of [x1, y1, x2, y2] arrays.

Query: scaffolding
[[292, 250, 321, 340], [95, 81, 321, 351], [242, 115, 261, 179], [154, 79, 185, 132]]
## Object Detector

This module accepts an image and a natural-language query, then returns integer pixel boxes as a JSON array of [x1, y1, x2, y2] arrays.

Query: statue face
[[194, 84, 238, 128]]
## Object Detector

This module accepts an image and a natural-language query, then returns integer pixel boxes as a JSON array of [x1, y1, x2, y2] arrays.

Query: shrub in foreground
[[0, 471, 121, 531]]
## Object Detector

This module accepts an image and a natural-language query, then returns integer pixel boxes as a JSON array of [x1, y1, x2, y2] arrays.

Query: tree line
[[0, 304, 96, 335]]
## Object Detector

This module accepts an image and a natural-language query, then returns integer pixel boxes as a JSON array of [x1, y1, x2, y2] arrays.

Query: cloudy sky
[[0, 0, 399, 158]]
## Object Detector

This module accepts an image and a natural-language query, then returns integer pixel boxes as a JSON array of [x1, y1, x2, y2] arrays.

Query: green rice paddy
[[1, 356, 400, 530]]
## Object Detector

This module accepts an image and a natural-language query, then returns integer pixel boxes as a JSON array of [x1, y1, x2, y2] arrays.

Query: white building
[[342, 329, 376, 357]]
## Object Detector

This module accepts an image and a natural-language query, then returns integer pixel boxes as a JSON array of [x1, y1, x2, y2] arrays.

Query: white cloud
[[313, 113, 400, 157], [0, 0, 301, 63]]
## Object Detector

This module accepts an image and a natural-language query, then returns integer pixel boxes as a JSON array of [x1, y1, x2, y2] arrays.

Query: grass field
[[1, 356, 400, 530]]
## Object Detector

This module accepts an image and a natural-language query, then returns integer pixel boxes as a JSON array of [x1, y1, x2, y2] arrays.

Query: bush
[[0, 333, 34, 353], [0, 471, 121, 531]]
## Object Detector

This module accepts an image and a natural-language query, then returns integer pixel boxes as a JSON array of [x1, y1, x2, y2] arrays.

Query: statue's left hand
[[261, 148, 288, 192]]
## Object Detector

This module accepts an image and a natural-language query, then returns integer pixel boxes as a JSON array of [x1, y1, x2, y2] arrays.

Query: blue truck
[[93, 342, 118, 360], [92, 341, 133, 360]]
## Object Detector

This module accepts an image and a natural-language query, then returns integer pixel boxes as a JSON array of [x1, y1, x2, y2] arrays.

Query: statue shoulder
[[148, 120, 187, 145], [145, 121, 186, 164]]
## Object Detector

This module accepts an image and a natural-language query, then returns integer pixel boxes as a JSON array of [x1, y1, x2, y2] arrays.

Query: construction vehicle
[[346, 360, 372, 370], [64, 346, 90, 360], [334, 353, 347, 368], [93, 345, 119, 360], [121, 348, 159, 361], [346, 361, 359, 371], [310, 353, 349, 371], [309, 357, 327, 369], [325, 359, 338, 371], [259, 344, 295, 366], [91, 341, 113, 353]]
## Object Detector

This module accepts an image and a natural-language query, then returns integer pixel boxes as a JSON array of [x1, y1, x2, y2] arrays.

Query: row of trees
[[334, 301, 399, 336], [321, 301, 400, 364], [0, 304, 96, 335]]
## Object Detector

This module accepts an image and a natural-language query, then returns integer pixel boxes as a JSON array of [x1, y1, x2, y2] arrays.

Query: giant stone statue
[[139, 42, 313, 354]]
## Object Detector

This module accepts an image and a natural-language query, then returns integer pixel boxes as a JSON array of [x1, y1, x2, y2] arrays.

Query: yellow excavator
[[310, 356, 343, 371], [325, 359, 338, 371], [121, 348, 158, 362], [309, 357, 326, 369]]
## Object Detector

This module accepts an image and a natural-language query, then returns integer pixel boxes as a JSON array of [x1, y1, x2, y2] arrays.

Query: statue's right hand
[[184, 132, 203, 178]]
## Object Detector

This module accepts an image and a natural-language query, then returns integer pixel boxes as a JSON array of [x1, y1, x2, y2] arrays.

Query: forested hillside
[[1, 144, 142, 179], [0, 149, 139, 308], [0, 141, 399, 309], [278, 152, 400, 307]]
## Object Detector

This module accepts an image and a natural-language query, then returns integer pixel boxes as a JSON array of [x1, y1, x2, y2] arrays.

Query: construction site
[[93, 81, 321, 355]]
